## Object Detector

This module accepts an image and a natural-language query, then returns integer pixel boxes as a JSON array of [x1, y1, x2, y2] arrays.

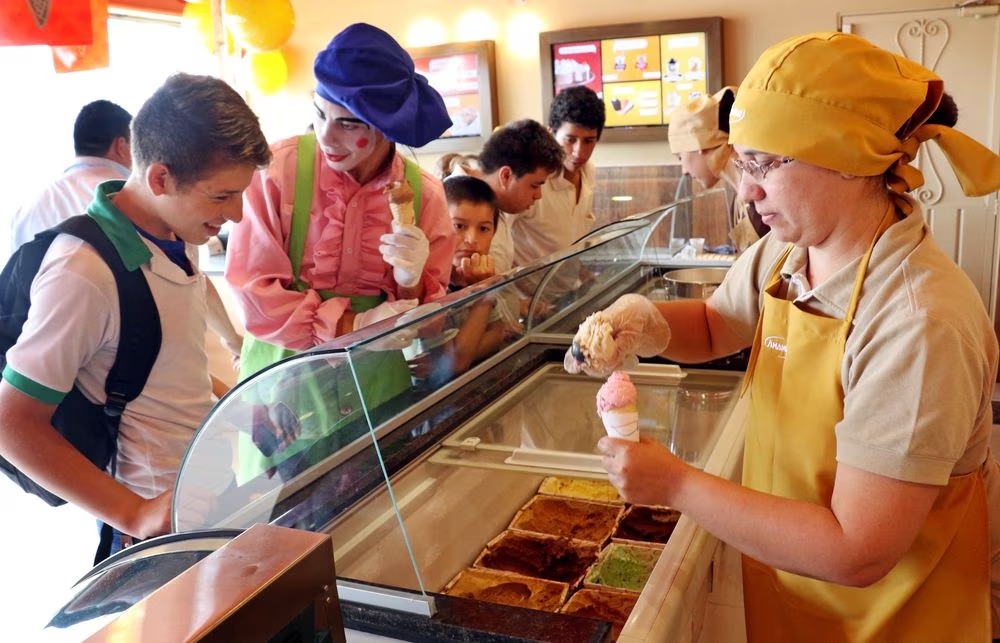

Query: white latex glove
[[563, 294, 671, 377], [379, 222, 430, 289], [353, 298, 419, 331]]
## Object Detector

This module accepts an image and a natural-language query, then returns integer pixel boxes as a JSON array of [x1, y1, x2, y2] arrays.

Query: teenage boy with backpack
[[0, 73, 271, 559]]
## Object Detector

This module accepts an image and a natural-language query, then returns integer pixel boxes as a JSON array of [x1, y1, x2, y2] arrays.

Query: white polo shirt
[[9, 156, 130, 257], [490, 162, 597, 275], [3, 181, 212, 498]]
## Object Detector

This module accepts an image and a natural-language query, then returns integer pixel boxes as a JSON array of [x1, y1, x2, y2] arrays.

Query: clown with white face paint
[[226, 23, 456, 382]]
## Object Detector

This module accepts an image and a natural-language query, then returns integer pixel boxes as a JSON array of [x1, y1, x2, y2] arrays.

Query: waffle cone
[[385, 181, 415, 226], [601, 406, 639, 441], [389, 201, 414, 226]]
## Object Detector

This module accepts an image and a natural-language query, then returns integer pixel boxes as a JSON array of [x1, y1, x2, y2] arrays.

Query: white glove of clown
[[353, 298, 419, 331], [564, 294, 672, 377], [379, 222, 430, 289]]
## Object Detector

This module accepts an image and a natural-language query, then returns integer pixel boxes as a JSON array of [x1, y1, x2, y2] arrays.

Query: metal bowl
[[663, 267, 730, 299]]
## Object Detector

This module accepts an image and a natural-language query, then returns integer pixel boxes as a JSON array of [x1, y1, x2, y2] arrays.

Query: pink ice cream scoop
[[596, 372, 639, 441], [596, 371, 638, 413]]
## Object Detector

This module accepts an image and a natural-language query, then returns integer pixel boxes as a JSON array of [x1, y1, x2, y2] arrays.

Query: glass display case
[[47, 188, 749, 642]]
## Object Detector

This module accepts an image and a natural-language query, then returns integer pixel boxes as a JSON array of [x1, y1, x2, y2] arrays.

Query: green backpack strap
[[288, 137, 423, 295], [289, 132, 316, 293]]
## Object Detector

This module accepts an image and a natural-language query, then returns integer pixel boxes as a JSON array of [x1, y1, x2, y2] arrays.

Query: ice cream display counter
[[43, 189, 748, 641]]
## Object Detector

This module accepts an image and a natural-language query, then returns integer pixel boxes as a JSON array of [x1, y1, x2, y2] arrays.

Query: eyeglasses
[[732, 157, 794, 181]]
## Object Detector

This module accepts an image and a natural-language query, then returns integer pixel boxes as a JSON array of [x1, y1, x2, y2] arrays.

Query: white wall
[[247, 0, 954, 169]]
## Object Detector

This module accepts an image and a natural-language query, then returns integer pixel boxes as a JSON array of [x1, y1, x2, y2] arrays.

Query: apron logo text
[[764, 335, 787, 358]]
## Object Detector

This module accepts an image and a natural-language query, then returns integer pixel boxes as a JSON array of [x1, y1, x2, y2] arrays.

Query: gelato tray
[[584, 542, 664, 593], [560, 588, 639, 639], [443, 567, 569, 611], [510, 495, 623, 544], [537, 476, 623, 504], [613, 505, 681, 545], [474, 529, 600, 585]]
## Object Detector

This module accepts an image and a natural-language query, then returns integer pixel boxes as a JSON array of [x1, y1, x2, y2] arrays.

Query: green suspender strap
[[236, 134, 421, 483], [241, 133, 384, 380], [402, 156, 423, 227]]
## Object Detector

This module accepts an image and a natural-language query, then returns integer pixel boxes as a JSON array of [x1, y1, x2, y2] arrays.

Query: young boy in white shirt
[[0, 73, 271, 560]]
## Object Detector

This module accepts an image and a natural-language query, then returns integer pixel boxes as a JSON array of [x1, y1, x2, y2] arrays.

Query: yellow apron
[[740, 205, 991, 642]]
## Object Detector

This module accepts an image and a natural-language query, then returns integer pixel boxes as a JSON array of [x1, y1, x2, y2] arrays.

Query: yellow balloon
[[181, 2, 236, 54], [248, 50, 288, 95], [224, 0, 295, 52], [181, 2, 214, 52]]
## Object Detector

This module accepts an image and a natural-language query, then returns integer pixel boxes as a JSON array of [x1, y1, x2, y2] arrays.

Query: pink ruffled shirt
[[226, 136, 455, 351]]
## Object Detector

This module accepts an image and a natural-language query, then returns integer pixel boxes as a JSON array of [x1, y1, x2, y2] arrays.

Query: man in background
[[477, 119, 564, 274], [508, 86, 606, 268], [10, 100, 132, 255]]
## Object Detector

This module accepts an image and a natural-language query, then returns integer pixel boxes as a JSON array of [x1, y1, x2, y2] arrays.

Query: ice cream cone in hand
[[384, 180, 415, 226], [597, 372, 639, 441]]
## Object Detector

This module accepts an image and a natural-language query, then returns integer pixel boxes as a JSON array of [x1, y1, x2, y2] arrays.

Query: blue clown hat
[[314, 23, 451, 147]]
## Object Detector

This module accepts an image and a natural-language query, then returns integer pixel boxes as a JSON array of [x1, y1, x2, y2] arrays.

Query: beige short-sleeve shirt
[[711, 200, 998, 484]]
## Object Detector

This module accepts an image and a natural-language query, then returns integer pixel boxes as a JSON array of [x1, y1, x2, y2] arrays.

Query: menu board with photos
[[541, 18, 722, 142], [408, 40, 499, 151]]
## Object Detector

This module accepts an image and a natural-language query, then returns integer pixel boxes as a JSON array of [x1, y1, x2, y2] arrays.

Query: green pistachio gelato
[[585, 543, 660, 592]]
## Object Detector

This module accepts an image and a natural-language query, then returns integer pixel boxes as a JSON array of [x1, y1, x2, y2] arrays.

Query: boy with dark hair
[[444, 175, 498, 290], [478, 119, 563, 273], [0, 73, 271, 558], [509, 86, 606, 270], [409, 175, 511, 383]]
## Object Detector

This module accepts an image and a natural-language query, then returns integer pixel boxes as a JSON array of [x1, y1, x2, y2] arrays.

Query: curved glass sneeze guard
[[169, 189, 741, 621], [173, 219, 651, 533]]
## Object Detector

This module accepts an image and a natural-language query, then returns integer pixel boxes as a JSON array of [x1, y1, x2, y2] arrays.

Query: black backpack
[[0, 215, 161, 506]]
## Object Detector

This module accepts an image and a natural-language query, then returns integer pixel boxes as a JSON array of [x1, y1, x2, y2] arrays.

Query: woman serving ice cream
[[567, 32, 1000, 641]]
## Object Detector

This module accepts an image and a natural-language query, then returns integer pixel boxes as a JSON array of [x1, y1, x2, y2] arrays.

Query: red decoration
[[0, 0, 94, 46], [112, 0, 184, 14], [52, 0, 109, 73]]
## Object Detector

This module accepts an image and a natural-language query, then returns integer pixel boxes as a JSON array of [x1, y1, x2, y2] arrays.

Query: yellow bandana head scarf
[[668, 86, 736, 154], [729, 32, 1000, 198]]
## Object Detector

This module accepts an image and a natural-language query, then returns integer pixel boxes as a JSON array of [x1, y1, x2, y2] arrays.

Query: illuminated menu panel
[[413, 53, 482, 138], [551, 31, 708, 129]]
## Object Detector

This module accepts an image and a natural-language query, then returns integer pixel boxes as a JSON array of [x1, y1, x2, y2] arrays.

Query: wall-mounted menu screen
[[541, 18, 722, 143], [408, 40, 499, 152]]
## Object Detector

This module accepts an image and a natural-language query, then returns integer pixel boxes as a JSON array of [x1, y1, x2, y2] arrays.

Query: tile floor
[[0, 327, 239, 640], [0, 483, 96, 638]]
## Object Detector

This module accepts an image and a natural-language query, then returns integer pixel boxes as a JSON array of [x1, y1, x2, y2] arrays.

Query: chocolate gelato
[[511, 496, 622, 544], [613, 505, 681, 544], [537, 477, 623, 504], [560, 588, 639, 639], [585, 542, 662, 592], [443, 567, 568, 612], [476, 530, 600, 584]]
